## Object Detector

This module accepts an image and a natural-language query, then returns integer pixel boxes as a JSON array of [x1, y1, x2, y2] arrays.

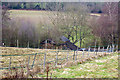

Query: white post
[[28, 56, 30, 67], [102, 47, 104, 52], [75, 47, 78, 61], [17, 40, 19, 47], [98, 46, 100, 52], [94, 40, 96, 56], [75, 51, 77, 61], [45, 40, 47, 49], [102, 46, 104, 55], [2, 43, 5, 47], [67, 50, 69, 61], [88, 47, 90, 58], [94, 47, 96, 56], [116, 45, 118, 52], [110, 46, 112, 53], [9, 57, 11, 71], [27, 41, 29, 48], [31, 53, 37, 69], [43, 53, 46, 70], [112, 45, 115, 52], [82, 49, 84, 58], [56, 51, 58, 66], [107, 45, 109, 52]]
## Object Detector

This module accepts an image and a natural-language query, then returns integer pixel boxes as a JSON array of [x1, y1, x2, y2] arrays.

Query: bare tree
[[62, 3, 90, 48], [89, 2, 118, 46], [18, 18, 37, 48], [2, 5, 11, 46], [46, 2, 64, 44]]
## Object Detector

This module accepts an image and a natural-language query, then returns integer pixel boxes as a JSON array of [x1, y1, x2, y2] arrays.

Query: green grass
[[38, 52, 118, 78]]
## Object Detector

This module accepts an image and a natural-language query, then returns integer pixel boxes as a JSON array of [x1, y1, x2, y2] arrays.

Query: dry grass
[[0, 47, 110, 78], [9, 10, 58, 27], [9, 10, 100, 28], [2, 63, 42, 78]]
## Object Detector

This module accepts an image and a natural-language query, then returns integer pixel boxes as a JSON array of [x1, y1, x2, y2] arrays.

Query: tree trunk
[[80, 39, 82, 48], [76, 26, 78, 40], [79, 29, 82, 48]]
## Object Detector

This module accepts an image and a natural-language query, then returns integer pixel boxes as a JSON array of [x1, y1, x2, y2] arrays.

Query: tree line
[[2, 2, 104, 13]]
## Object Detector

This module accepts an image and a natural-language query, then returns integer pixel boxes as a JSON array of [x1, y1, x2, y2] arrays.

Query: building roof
[[40, 39, 56, 44], [61, 36, 70, 42]]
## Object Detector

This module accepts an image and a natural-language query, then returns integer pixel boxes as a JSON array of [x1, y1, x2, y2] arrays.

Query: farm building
[[40, 39, 56, 49], [40, 39, 67, 49]]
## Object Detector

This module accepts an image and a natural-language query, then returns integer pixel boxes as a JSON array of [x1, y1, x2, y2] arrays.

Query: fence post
[[110, 46, 112, 53], [112, 44, 114, 53], [107, 45, 109, 52], [97, 46, 100, 56], [67, 50, 69, 62], [96, 47, 98, 55], [75, 50, 77, 61], [98, 46, 100, 52], [43, 53, 46, 70], [116, 45, 118, 52], [102, 47, 104, 52], [45, 40, 47, 49], [56, 51, 58, 66], [88, 47, 90, 58], [28, 56, 30, 66], [94, 41, 96, 56], [17, 40, 19, 47], [94, 47, 96, 56], [9, 57, 11, 71], [102, 47, 104, 55], [82, 49, 84, 58], [31, 53, 37, 69], [73, 50, 75, 60], [27, 41, 29, 48]]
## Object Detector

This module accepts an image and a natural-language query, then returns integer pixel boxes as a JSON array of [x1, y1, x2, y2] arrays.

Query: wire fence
[[0, 45, 117, 70]]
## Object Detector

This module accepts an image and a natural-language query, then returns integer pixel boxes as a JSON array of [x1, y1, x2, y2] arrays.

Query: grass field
[[2, 10, 113, 78], [0, 47, 116, 78], [9, 10, 59, 26], [9, 10, 100, 27], [0, 47, 106, 68], [37, 52, 118, 78]]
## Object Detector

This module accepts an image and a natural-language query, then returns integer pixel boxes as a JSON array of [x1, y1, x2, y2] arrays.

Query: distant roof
[[40, 39, 55, 44], [61, 36, 70, 42]]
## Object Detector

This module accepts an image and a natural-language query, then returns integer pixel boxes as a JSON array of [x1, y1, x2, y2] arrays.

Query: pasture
[[0, 46, 115, 78], [42, 52, 118, 78], [1, 1, 119, 79], [1, 10, 117, 79], [9, 10, 61, 26], [1, 2, 118, 79], [9, 10, 101, 26]]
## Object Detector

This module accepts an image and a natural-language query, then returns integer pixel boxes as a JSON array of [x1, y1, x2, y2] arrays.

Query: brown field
[[1, 47, 108, 68]]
